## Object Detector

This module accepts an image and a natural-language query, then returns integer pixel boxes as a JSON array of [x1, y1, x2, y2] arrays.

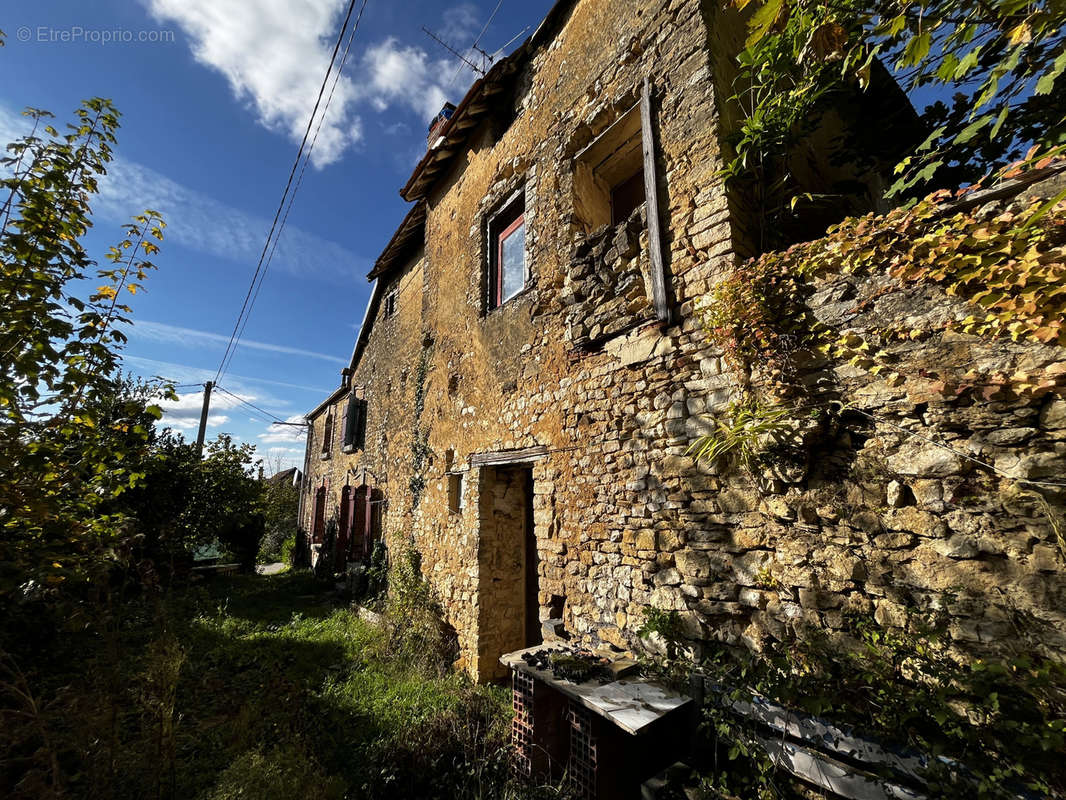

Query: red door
[[337, 485, 352, 564], [353, 484, 372, 560]]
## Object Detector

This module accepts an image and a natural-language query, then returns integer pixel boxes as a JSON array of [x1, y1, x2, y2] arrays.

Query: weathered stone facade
[[301, 0, 1066, 681]]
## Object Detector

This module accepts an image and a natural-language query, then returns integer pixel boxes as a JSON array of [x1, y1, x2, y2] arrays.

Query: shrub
[[380, 544, 458, 676], [204, 746, 345, 800], [640, 605, 1066, 799]]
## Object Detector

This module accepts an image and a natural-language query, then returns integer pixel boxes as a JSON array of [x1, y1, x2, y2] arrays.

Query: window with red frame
[[487, 194, 526, 310]]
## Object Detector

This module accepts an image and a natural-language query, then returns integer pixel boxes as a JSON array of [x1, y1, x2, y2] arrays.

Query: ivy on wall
[[408, 342, 433, 504], [700, 157, 1066, 402]]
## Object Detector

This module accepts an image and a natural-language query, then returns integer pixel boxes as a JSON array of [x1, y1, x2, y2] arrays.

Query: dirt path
[[255, 562, 287, 575]]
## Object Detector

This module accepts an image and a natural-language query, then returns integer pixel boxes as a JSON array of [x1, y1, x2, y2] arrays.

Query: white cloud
[[130, 320, 347, 364], [145, 0, 492, 159], [358, 38, 451, 121], [0, 107, 33, 150], [0, 104, 368, 281], [165, 413, 231, 431], [352, 3, 499, 127], [144, 0, 363, 168], [258, 414, 308, 444], [439, 3, 481, 43], [122, 355, 331, 396], [157, 388, 248, 431]]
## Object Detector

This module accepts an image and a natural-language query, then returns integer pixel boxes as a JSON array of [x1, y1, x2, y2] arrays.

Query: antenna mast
[[421, 26, 487, 76]]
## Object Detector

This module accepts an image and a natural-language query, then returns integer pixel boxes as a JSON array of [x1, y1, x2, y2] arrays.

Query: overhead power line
[[213, 0, 369, 385], [218, 0, 369, 383], [214, 384, 291, 425]]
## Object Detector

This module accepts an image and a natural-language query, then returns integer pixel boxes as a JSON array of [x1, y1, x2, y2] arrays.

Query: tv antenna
[[421, 26, 489, 77]]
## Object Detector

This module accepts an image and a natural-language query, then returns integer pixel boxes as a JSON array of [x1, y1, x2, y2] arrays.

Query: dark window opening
[[487, 193, 526, 311], [383, 291, 397, 318], [321, 413, 334, 457], [611, 168, 645, 225], [448, 472, 464, 513], [343, 395, 368, 451], [312, 486, 326, 542], [573, 102, 644, 233]]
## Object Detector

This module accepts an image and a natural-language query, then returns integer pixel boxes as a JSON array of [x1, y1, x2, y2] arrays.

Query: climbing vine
[[408, 342, 433, 504], [700, 155, 1066, 403], [724, 0, 1066, 240]]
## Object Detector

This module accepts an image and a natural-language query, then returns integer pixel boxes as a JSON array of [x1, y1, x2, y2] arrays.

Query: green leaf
[[989, 105, 1010, 140], [956, 114, 992, 145], [900, 32, 931, 68], [954, 46, 982, 79], [936, 53, 960, 81], [1035, 49, 1066, 95], [746, 0, 786, 48]]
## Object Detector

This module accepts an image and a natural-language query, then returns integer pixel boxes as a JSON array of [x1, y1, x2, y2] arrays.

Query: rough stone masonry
[[300, 0, 1066, 681]]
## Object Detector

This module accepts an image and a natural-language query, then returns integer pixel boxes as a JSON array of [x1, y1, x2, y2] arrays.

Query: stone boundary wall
[[546, 174, 1066, 661]]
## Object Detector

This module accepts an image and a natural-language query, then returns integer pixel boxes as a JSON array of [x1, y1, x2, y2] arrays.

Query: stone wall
[[565, 206, 654, 349], [300, 0, 1066, 680]]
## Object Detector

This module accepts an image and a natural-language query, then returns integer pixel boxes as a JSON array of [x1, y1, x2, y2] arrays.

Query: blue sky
[[2, 0, 554, 472]]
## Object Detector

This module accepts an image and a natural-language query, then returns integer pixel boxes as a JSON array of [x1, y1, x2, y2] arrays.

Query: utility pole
[[195, 381, 213, 456]]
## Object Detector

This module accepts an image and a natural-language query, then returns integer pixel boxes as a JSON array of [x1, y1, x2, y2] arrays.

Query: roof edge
[[306, 384, 349, 420], [367, 200, 426, 281], [399, 0, 579, 202]]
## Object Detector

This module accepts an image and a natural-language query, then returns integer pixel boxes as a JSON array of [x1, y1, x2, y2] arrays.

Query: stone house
[[299, 0, 1066, 681]]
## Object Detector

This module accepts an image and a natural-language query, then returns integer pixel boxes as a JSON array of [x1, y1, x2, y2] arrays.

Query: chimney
[[341, 367, 350, 389], [427, 102, 457, 149]]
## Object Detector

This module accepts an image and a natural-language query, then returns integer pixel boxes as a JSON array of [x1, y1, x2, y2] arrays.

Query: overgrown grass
[[2, 571, 557, 799]]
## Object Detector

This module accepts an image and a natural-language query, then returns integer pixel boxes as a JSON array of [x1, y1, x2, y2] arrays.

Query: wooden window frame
[[495, 214, 525, 307], [570, 79, 668, 321], [486, 190, 527, 312]]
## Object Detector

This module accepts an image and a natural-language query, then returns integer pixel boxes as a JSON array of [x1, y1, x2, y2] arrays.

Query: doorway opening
[[478, 464, 540, 679]]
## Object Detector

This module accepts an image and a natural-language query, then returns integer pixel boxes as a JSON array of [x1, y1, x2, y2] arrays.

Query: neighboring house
[[299, 0, 1065, 682], [266, 467, 302, 489]]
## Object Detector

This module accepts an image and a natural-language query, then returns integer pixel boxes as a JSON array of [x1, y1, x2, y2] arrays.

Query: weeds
[[639, 604, 1066, 799], [687, 397, 797, 471], [0, 571, 555, 799]]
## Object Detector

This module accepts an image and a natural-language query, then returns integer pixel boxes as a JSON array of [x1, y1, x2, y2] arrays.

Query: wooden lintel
[[640, 77, 670, 323], [470, 446, 548, 467]]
